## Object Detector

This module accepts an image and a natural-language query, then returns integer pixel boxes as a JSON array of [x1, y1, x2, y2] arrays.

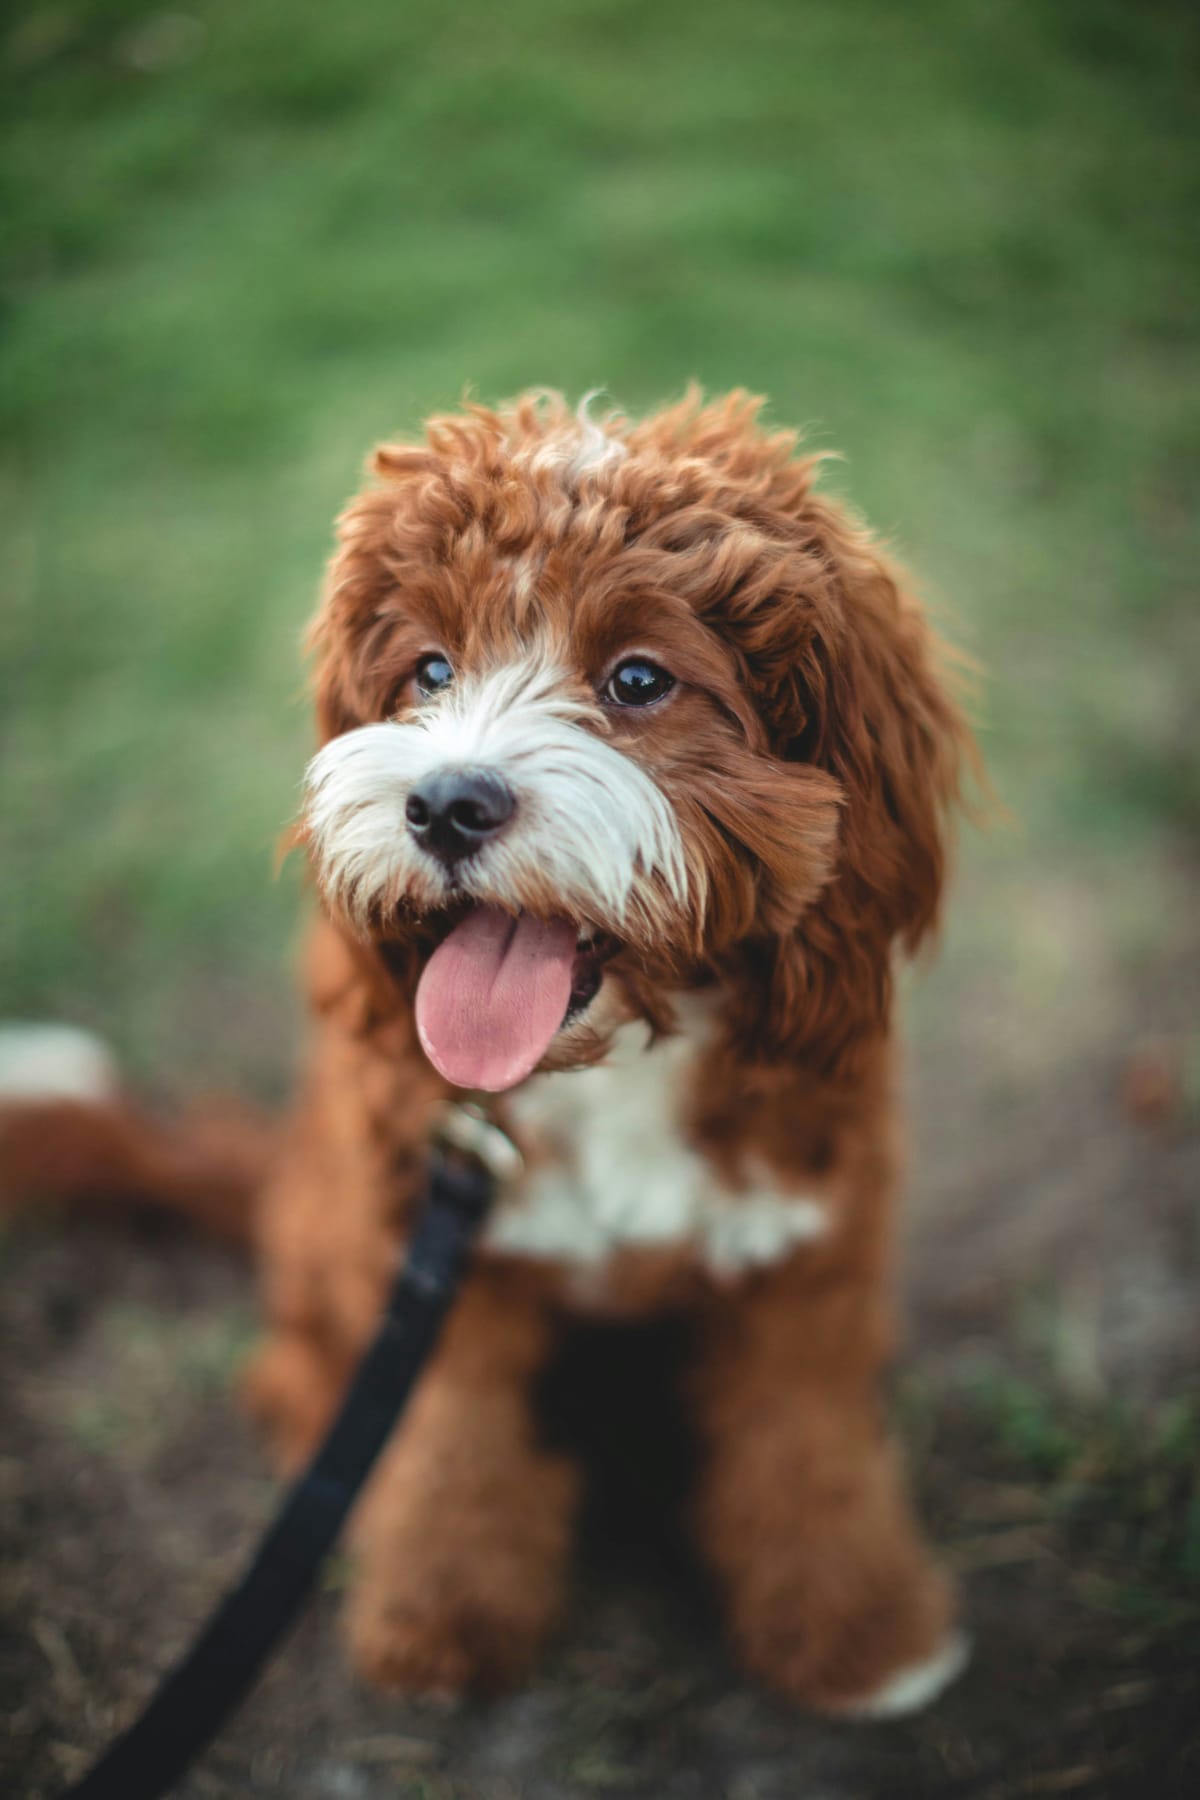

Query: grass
[[1, 0, 1198, 1094], [900, 1363, 1200, 1647]]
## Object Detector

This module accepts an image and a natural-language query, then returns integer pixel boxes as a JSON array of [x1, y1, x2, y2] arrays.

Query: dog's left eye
[[604, 658, 675, 708], [415, 654, 455, 699]]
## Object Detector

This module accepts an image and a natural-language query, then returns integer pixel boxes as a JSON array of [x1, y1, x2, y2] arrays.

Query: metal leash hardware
[[431, 1098, 525, 1186], [62, 1102, 520, 1800]]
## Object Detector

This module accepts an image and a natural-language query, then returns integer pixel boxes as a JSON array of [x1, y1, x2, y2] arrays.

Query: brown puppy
[[251, 388, 974, 1711], [2, 389, 976, 1715]]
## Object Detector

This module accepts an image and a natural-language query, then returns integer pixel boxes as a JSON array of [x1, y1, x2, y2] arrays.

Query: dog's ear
[[756, 496, 976, 1079], [309, 443, 448, 742], [632, 391, 978, 1077], [786, 492, 973, 951], [668, 402, 977, 1078], [635, 395, 972, 945], [308, 478, 404, 742]]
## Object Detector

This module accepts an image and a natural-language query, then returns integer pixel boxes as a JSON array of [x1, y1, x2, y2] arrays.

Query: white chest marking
[[486, 1014, 827, 1277]]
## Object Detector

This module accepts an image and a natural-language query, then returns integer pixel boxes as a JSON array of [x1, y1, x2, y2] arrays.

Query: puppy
[[249, 387, 976, 1711], [2, 389, 975, 1716]]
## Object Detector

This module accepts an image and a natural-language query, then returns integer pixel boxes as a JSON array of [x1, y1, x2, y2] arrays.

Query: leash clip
[[431, 1102, 524, 1189]]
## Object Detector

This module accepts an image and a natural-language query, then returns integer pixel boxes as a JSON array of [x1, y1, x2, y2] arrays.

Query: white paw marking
[[841, 1630, 970, 1720]]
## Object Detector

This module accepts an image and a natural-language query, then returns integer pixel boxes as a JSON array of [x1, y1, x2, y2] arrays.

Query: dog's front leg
[[689, 1255, 965, 1717], [345, 1262, 580, 1698]]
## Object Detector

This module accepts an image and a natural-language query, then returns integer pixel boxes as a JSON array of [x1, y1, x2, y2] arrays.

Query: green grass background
[[2, 0, 1197, 1091]]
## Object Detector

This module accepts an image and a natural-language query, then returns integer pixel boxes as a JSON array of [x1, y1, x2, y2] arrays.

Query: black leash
[[62, 1105, 517, 1800]]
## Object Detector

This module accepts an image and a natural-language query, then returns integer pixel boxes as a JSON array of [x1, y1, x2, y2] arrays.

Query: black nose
[[405, 768, 516, 866]]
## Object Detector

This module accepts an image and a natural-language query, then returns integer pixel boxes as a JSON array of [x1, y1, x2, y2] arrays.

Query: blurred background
[[2, 3, 1197, 1796]]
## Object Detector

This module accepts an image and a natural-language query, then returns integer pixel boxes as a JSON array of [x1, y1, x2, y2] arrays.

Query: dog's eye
[[415, 653, 455, 699], [604, 658, 675, 708]]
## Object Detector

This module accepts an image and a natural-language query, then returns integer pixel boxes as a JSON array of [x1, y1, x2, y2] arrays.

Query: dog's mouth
[[413, 903, 616, 1093]]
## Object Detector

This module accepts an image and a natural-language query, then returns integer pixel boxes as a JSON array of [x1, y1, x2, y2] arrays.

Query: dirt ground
[[2, 860, 1198, 1800]]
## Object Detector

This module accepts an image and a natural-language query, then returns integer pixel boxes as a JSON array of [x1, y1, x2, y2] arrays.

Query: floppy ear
[[307, 476, 409, 743], [730, 481, 976, 1081], [308, 441, 450, 743], [759, 493, 978, 1072], [790, 492, 972, 950], [632, 390, 977, 1079]]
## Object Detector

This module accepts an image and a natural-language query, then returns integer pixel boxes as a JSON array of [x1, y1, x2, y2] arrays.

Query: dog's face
[[304, 392, 970, 1090]]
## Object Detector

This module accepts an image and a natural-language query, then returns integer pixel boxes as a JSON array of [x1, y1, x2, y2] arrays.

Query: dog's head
[[303, 390, 973, 1091]]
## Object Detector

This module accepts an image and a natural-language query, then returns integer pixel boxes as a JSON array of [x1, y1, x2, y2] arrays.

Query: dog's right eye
[[415, 654, 455, 699]]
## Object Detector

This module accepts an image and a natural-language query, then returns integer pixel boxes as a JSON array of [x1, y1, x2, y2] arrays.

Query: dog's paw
[[346, 1591, 541, 1699], [730, 1552, 964, 1718], [828, 1629, 970, 1720], [239, 1335, 341, 1473]]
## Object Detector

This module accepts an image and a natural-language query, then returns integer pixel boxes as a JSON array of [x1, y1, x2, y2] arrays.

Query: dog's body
[[1, 390, 976, 1715]]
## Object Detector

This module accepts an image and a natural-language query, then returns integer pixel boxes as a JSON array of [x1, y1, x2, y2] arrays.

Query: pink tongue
[[416, 906, 578, 1092]]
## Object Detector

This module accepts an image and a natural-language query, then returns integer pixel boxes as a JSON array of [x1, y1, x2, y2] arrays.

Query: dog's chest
[[485, 1012, 826, 1278]]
